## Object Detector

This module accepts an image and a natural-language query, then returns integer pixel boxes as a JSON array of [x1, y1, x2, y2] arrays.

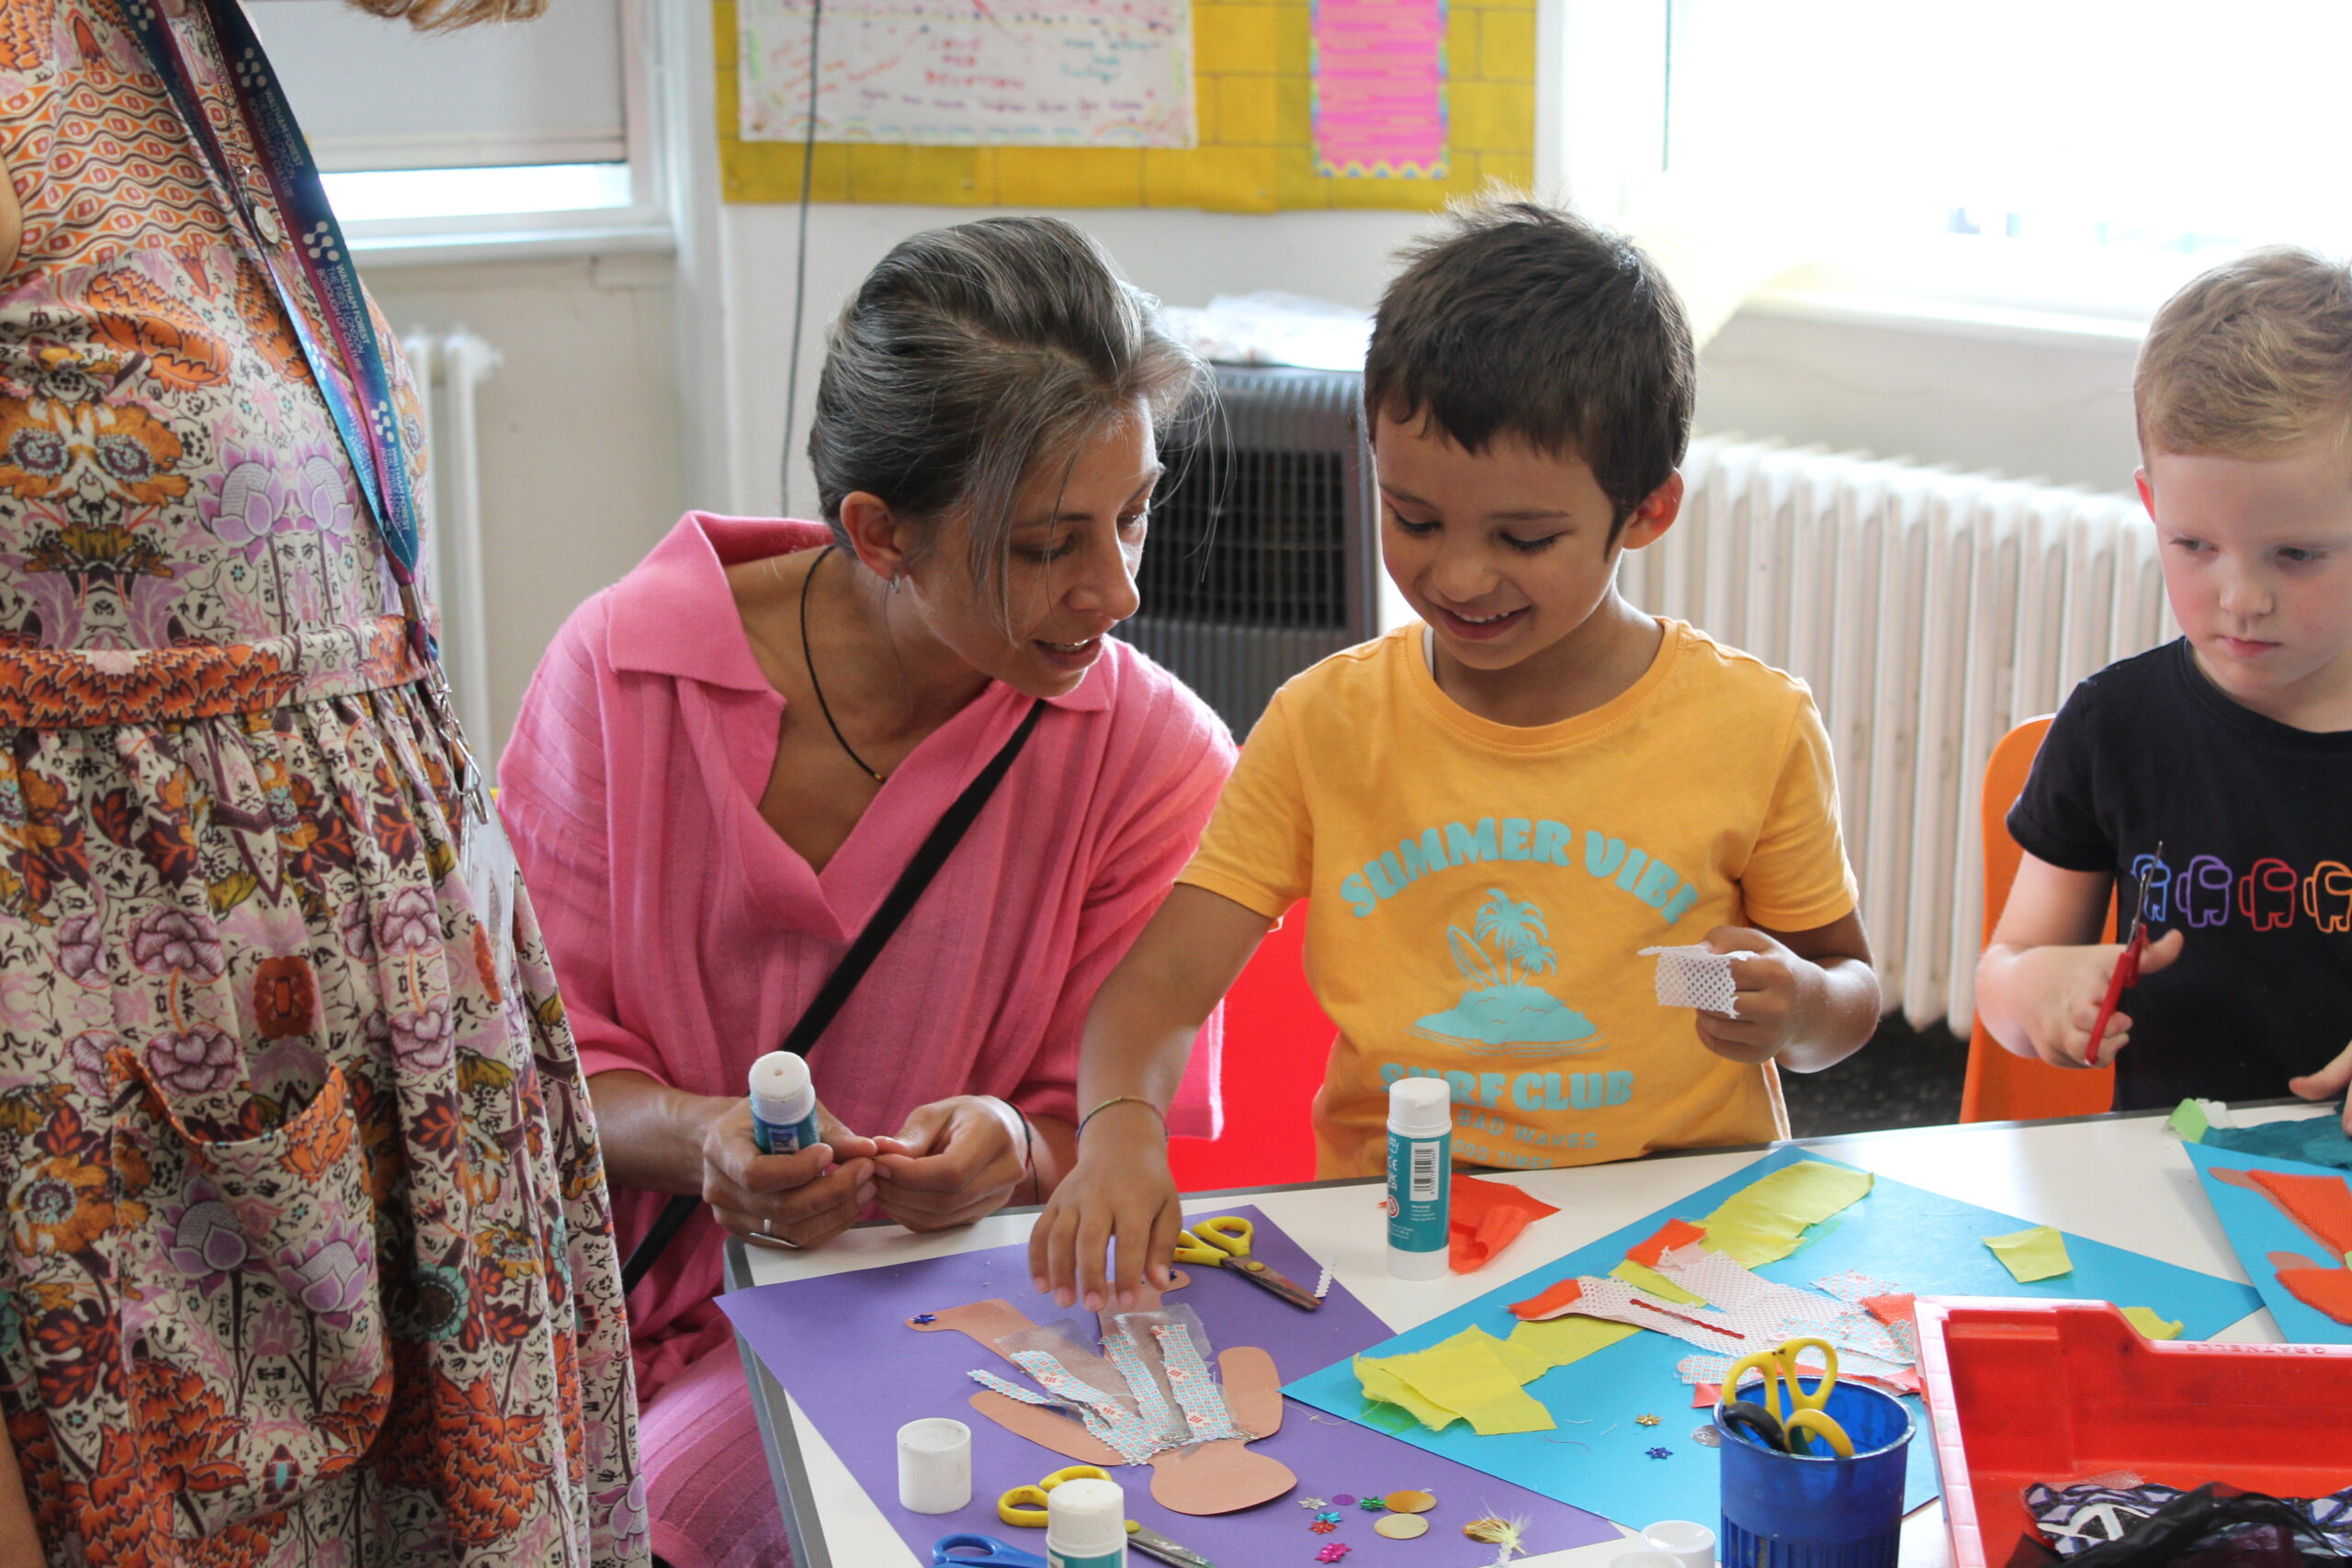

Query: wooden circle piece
[[1376, 1514, 1431, 1540], [1384, 1490, 1437, 1515]]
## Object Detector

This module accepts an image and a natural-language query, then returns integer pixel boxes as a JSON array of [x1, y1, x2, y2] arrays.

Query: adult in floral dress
[[0, 0, 643, 1562]]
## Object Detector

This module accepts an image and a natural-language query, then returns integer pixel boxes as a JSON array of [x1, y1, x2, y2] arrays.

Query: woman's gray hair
[[808, 217, 1207, 617]]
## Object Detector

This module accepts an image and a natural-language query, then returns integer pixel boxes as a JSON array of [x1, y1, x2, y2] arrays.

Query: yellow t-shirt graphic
[[1181, 620, 1860, 1178]]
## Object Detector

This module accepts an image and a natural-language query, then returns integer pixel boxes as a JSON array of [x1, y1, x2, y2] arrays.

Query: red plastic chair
[[1959, 717, 2116, 1122]]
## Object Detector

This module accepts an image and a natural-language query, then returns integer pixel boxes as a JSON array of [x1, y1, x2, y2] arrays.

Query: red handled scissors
[[2086, 841, 2163, 1069]]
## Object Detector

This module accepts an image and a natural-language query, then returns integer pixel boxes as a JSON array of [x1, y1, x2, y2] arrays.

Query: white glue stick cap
[[1387, 1076, 1452, 1137], [895, 1417, 970, 1514], [1643, 1520, 1717, 1568], [749, 1051, 815, 1122], [1046, 1477, 1127, 1558]]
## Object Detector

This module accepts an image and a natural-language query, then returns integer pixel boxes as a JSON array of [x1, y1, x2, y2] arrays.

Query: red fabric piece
[[1693, 1382, 1719, 1408], [1862, 1292, 1917, 1326], [1451, 1175, 1563, 1272], [1625, 1218, 1709, 1269], [2276, 1267, 2352, 1325], [1510, 1278, 1588, 1320], [2248, 1169, 2352, 1259]]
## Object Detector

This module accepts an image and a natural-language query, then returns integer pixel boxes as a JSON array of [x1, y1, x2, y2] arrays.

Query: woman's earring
[[888, 574, 901, 596]]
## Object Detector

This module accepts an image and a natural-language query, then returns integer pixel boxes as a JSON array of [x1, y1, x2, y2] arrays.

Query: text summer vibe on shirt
[[1181, 621, 1860, 1177]]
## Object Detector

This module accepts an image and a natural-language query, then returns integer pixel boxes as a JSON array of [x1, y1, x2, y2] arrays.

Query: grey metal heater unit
[[1123, 363, 1381, 738]]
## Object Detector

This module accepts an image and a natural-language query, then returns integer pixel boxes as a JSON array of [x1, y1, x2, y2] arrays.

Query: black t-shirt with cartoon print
[[2009, 638, 2352, 1110]]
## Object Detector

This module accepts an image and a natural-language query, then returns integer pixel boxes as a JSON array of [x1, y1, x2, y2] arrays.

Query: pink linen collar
[[602, 511, 1112, 711]]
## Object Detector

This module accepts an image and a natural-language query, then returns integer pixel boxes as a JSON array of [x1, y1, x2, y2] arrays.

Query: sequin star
[[1315, 1512, 1343, 1525], [1317, 1546, 1352, 1563], [1360, 1497, 1388, 1512], [1300, 1497, 1329, 1511], [1646, 1446, 1674, 1460], [910, 1314, 936, 1325], [1311, 1519, 1340, 1534], [1636, 1413, 1661, 1427]]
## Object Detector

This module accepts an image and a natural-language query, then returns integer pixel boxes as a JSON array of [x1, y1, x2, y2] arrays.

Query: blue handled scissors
[[932, 1534, 1046, 1567]]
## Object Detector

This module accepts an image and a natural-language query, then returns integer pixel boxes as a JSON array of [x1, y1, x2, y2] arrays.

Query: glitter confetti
[[1300, 1498, 1329, 1510], [1646, 1447, 1674, 1461], [1315, 1512, 1343, 1525], [1385, 1490, 1437, 1514], [910, 1314, 935, 1325], [1376, 1515, 1431, 1540], [1692, 1425, 1723, 1448], [1360, 1497, 1388, 1512], [1317, 1547, 1352, 1563], [1331, 1495, 1356, 1507], [1635, 1413, 1661, 1427], [1311, 1519, 1339, 1535]]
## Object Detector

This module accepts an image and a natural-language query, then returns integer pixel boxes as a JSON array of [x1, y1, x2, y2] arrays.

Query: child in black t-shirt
[[1978, 247, 2352, 1120]]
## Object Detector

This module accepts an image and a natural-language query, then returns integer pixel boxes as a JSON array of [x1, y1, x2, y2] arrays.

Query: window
[[1621, 0, 2346, 330], [245, 0, 665, 255]]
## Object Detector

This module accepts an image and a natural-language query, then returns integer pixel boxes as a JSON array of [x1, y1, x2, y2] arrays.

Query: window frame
[[337, 0, 675, 265]]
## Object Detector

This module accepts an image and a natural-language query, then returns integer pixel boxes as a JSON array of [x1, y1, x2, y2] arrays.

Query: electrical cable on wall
[[779, 0, 822, 513]]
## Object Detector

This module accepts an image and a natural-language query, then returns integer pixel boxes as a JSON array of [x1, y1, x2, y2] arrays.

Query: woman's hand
[[870, 1096, 1031, 1233], [700, 1099, 881, 1250], [1028, 1101, 1182, 1313]]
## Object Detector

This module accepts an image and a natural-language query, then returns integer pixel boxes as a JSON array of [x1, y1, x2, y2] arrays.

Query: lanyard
[[118, 0, 427, 655], [118, 0, 485, 818]]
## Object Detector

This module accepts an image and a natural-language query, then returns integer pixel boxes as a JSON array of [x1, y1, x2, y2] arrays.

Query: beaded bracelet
[[1078, 1094, 1164, 1138]]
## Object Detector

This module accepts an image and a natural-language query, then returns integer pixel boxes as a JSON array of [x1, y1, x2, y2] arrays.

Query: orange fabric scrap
[[2248, 1169, 2352, 1259], [1450, 1176, 1562, 1273], [2275, 1267, 2352, 1325], [1625, 1218, 1709, 1269], [1509, 1277, 1587, 1320]]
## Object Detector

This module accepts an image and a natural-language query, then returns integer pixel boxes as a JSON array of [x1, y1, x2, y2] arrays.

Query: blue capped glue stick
[[749, 1051, 821, 1155], [1386, 1077, 1452, 1280]]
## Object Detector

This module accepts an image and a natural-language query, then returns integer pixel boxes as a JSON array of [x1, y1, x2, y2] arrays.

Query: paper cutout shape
[[2246, 1168, 2352, 1258], [1452, 1175, 1562, 1273], [911, 1296, 1296, 1514], [1984, 1225, 2075, 1282], [2120, 1306, 2184, 1340], [2188, 1143, 2352, 1345], [1639, 943, 1757, 1017]]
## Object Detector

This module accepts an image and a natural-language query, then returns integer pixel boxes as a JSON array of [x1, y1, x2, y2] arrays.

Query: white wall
[[362, 253, 686, 749]]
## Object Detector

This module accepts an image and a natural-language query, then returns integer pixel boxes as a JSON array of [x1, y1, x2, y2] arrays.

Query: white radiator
[[401, 328, 503, 782], [1620, 435, 2179, 1034]]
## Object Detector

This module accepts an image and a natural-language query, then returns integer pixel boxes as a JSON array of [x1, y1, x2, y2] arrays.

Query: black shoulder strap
[[620, 699, 1047, 1293]]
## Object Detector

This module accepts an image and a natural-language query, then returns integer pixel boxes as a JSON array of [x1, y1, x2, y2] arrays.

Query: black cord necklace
[[798, 546, 888, 784]]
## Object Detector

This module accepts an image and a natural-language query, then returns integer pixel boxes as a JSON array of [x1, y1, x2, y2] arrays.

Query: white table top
[[729, 1101, 2322, 1568]]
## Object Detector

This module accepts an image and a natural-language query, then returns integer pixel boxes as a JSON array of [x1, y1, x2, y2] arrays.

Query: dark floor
[[1781, 1013, 1970, 1139]]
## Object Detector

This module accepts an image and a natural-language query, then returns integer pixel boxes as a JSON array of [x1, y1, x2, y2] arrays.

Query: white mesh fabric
[[1637, 944, 1757, 1018]]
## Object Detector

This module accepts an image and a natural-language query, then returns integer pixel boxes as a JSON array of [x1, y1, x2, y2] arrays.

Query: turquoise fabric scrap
[[2205, 1113, 2352, 1171]]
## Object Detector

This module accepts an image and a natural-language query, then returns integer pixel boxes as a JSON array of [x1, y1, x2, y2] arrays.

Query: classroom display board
[[1283, 1148, 2264, 1533], [716, 0, 1536, 211], [722, 1204, 1623, 1565]]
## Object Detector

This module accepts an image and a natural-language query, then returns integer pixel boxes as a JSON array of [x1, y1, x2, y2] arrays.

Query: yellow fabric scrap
[[1506, 1314, 1642, 1371], [1699, 1161, 1877, 1267], [1360, 1326, 1556, 1436], [2120, 1305, 2183, 1340], [1611, 1258, 1708, 1305], [1984, 1224, 2075, 1282], [1354, 1355, 1460, 1431]]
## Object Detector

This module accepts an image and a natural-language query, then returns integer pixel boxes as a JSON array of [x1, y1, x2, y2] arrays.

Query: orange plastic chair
[[1959, 717, 2118, 1122]]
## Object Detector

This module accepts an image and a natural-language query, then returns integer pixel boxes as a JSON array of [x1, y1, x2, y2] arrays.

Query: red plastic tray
[[1916, 1297, 2352, 1568]]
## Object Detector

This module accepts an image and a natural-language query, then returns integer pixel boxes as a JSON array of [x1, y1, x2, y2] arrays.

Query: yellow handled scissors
[[997, 1467, 1216, 1568], [1718, 1337, 1855, 1459], [1170, 1215, 1322, 1312]]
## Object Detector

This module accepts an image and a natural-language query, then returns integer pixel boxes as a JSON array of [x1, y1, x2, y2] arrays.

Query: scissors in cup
[[997, 1464, 1218, 1568], [1171, 1216, 1321, 1312], [2086, 841, 2165, 1068], [1716, 1337, 1856, 1459]]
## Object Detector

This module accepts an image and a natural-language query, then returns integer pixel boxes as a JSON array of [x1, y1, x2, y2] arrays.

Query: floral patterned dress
[[0, 0, 645, 1563]]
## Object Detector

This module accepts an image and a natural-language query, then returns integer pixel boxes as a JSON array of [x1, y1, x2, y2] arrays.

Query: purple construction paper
[[721, 1205, 1619, 1565]]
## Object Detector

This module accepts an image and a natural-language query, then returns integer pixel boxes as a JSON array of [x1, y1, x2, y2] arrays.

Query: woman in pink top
[[497, 218, 1233, 1568]]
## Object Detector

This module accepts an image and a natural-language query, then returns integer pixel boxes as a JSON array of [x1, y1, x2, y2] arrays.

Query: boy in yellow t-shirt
[[1031, 200, 1881, 1312]]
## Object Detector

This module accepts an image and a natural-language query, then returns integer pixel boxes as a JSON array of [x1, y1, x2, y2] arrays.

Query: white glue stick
[[1046, 1476, 1127, 1567], [748, 1052, 821, 1155], [1385, 1077, 1452, 1280]]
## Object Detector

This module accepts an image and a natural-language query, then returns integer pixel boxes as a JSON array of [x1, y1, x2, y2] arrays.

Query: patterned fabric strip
[[1151, 1323, 1244, 1442], [996, 1351, 1172, 1464], [1101, 1319, 1180, 1441]]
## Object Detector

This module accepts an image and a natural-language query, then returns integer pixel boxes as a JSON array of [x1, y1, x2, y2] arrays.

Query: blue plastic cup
[[1717, 1382, 1914, 1568]]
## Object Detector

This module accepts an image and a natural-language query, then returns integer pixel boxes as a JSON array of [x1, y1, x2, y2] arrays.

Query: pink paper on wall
[[1313, 0, 1449, 178]]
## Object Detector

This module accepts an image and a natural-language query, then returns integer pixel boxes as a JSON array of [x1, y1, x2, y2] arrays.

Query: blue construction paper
[[2203, 1112, 2352, 1172], [1285, 1146, 2263, 1531], [2186, 1140, 2352, 1344]]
